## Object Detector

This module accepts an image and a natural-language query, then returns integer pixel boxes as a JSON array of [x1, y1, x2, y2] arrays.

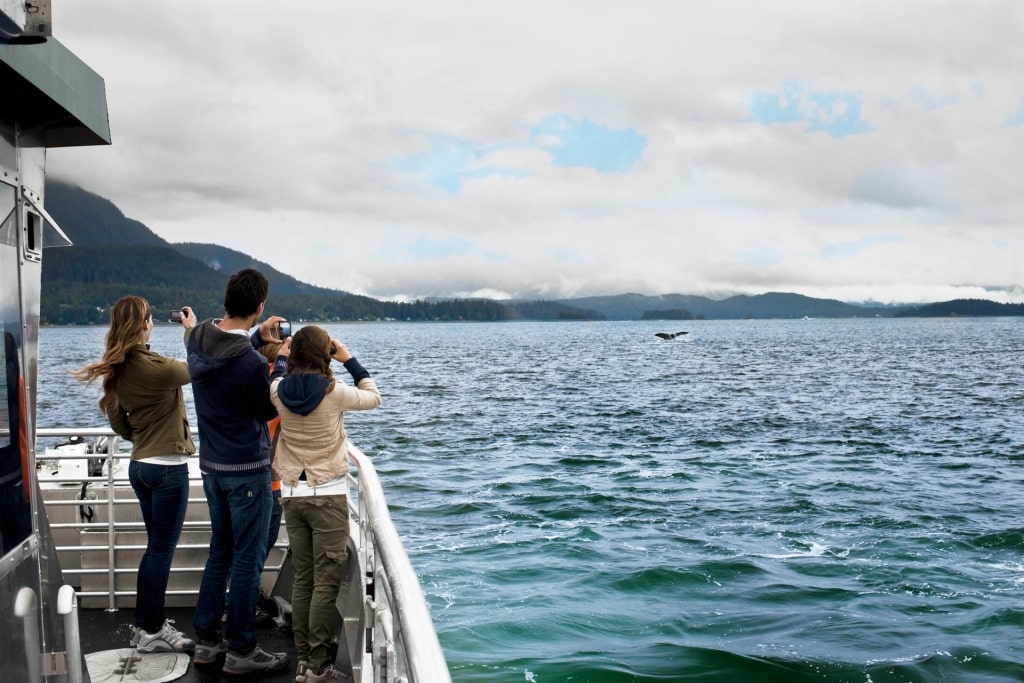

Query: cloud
[[375, 236, 475, 261], [45, 0, 1024, 305], [389, 115, 644, 193]]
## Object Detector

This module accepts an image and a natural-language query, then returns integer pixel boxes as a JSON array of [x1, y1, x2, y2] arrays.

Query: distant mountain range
[[40, 179, 1024, 324]]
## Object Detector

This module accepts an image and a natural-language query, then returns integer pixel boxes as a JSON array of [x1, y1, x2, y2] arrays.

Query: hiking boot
[[223, 645, 290, 675], [133, 620, 195, 653], [193, 639, 227, 665], [305, 664, 352, 682]]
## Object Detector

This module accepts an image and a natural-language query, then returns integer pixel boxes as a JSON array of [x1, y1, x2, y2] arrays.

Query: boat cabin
[[1, 3, 111, 681]]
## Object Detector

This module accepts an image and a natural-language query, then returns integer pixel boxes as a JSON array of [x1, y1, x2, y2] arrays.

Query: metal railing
[[37, 428, 287, 611], [347, 442, 452, 683], [37, 427, 451, 683]]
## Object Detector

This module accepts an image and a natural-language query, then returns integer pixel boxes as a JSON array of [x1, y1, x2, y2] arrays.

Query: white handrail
[[57, 585, 84, 683], [347, 443, 452, 683]]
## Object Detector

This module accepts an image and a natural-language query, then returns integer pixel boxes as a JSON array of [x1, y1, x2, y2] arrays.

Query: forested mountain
[[39, 179, 1022, 324], [40, 179, 548, 324], [172, 243, 350, 298], [42, 245, 230, 324], [46, 181, 166, 247], [559, 291, 892, 320], [894, 299, 1024, 317]]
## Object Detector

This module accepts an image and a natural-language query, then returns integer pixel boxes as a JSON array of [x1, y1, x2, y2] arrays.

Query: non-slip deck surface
[[78, 606, 302, 683]]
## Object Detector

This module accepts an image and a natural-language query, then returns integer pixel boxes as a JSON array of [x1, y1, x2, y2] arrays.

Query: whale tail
[[655, 331, 688, 340]]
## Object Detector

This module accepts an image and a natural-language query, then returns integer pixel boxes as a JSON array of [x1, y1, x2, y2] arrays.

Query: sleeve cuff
[[343, 357, 371, 384]]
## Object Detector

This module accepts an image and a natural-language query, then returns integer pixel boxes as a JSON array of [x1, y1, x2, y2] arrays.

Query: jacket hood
[[277, 373, 331, 416], [188, 319, 257, 380]]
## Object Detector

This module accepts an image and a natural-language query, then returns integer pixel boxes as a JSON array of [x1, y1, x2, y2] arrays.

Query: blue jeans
[[128, 461, 189, 633], [193, 471, 271, 654], [266, 488, 282, 557]]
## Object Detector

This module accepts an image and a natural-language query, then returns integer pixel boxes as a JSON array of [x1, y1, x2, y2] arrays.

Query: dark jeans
[[128, 460, 189, 633], [266, 488, 282, 557], [193, 471, 271, 654]]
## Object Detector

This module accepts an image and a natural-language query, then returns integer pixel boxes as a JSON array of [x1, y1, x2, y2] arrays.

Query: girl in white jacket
[[270, 325, 381, 683]]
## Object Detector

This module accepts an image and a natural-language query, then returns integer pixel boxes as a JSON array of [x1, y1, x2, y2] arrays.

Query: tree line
[[39, 246, 601, 325]]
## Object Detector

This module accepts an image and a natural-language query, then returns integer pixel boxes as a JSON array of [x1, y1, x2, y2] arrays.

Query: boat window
[[0, 205, 32, 557], [22, 188, 72, 249]]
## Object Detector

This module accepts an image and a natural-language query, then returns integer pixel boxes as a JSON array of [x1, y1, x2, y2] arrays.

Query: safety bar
[[36, 428, 287, 611], [347, 443, 451, 683], [57, 585, 83, 683]]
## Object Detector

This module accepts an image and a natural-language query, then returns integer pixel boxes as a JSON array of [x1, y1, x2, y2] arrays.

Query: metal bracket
[[40, 650, 68, 677]]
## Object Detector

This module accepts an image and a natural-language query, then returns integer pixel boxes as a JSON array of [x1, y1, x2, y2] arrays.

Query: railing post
[[105, 447, 117, 611], [57, 585, 83, 683]]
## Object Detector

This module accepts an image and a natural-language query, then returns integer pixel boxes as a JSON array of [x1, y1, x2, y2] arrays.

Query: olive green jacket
[[106, 344, 196, 460]]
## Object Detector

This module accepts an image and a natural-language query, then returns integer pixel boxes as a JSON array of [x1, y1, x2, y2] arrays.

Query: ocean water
[[39, 318, 1024, 682]]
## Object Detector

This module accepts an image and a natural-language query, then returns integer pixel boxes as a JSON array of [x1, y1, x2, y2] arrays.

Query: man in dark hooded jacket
[[180, 268, 291, 675]]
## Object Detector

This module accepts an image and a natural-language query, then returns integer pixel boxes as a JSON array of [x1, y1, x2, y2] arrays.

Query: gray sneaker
[[305, 665, 352, 682], [294, 659, 309, 683], [193, 638, 227, 665], [223, 645, 289, 675], [134, 620, 195, 653]]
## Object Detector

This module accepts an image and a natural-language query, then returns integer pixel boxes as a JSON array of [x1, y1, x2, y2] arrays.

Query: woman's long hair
[[71, 296, 151, 414], [286, 325, 336, 393]]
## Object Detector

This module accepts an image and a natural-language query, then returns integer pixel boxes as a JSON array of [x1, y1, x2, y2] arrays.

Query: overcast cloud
[[47, 1, 1024, 304]]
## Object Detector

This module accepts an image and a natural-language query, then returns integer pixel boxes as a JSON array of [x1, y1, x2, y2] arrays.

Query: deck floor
[[79, 605, 301, 683]]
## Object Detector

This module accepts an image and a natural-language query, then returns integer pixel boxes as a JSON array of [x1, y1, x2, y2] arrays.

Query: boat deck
[[79, 605, 302, 683], [33, 431, 450, 683]]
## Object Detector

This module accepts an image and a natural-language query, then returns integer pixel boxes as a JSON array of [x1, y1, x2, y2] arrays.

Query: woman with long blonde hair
[[73, 295, 196, 653]]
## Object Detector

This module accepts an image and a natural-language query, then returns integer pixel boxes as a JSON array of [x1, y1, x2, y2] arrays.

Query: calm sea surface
[[39, 318, 1024, 682]]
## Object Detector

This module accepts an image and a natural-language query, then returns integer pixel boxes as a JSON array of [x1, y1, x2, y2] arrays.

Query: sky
[[46, 1, 1024, 304]]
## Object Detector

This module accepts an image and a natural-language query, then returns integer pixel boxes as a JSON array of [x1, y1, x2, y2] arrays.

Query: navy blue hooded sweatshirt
[[185, 319, 285, 475], [275, 373, 332, 416], [275, 357, 369, 416]]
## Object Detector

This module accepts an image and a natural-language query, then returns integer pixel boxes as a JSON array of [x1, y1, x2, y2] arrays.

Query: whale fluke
[[655, 331, 689, 340]]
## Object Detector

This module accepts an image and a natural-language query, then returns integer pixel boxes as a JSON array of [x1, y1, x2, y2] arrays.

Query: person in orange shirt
[[260, 336, 285, 556], [253, 334, 287, 627]]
